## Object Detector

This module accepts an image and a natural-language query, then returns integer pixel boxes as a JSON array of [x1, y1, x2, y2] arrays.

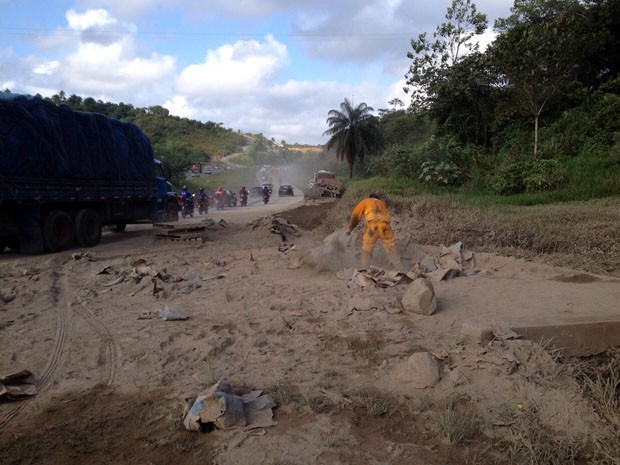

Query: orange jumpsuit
[[347, 198, 400, 268]]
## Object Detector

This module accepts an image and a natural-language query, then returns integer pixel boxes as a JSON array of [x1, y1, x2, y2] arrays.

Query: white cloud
[[66, 8, 117, 30], [175, 35, 287, 98], [33, 61, 60, 75]]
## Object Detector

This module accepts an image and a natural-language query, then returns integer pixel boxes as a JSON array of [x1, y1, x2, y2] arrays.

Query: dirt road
[[1, 193, 619, 465]]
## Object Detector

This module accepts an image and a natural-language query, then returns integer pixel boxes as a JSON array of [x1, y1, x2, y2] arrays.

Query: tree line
[[325, 0, 620, 201]]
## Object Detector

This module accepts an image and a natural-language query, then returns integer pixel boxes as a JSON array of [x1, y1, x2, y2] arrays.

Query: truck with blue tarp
[[0, 93, 179, 253]]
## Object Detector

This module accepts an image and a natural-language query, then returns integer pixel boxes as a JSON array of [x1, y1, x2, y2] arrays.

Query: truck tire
[[43, 210, 74, 252], [74, 208, 102, 247]]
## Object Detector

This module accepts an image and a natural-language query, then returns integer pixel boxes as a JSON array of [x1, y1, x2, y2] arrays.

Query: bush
[[523, 159, 567, 192], [490, 162, 527, 195], [419, 160, 461, 186]]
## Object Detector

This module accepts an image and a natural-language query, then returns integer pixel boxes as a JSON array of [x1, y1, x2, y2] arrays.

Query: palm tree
[[323, 98, 384, 178]]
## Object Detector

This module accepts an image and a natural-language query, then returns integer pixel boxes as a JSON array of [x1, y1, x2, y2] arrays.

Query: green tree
[[323, 98, 384, 178], [490, 0, 598, 158], [404, 0, 487, 111], [431, 51, 495, 146]]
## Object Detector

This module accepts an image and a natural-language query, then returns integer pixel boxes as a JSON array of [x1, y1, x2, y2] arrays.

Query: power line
[[0, 26, 415, 40]]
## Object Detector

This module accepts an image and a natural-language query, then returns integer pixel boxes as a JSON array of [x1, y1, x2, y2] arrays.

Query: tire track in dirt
[[72, 294, 120, 387], [0, 270, 68, 430]]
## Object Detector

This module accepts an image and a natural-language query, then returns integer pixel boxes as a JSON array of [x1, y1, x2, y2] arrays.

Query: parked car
[[249, 186, 263, 197], [278, 185, 294, 196]]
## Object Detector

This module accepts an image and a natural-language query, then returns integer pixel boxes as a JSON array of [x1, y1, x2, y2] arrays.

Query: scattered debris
[[339, 266, 414, 288], [102, 276, 124, 287], [161, 304, 188, 321], [183, 378, 276, 432], [278, 243, 296, 254], [97, 265, 116, 275], [154, 224, 207, 242], [270, 218, 300, 242], [0, 370, 37, 400], [71, 251, 97, 261], [137, 311, 157, 320], [1, 288, 16, 303]]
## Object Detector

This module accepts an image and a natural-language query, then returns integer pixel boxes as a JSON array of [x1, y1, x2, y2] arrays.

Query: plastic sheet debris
[[161, 304, 189, 321], [183, 378, 276, 432]]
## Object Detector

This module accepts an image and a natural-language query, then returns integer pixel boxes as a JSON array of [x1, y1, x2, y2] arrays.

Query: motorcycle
[[179, 193, 195, 218], [263, 192, 270, 205], [239, 192, 248, 207], [197, 196, 208, 215]]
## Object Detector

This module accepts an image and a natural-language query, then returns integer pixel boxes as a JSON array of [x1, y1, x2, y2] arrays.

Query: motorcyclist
[[239, 186, 249, 206], [215, 186, 225, 211], [262, 185, 270, 204], [197, 187, 209, 214], [180, 185, 191, 199], [179, 185, 194, 216]]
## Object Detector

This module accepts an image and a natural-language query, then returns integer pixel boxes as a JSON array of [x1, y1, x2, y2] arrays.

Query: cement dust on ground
[[1, 197, 619, 465]]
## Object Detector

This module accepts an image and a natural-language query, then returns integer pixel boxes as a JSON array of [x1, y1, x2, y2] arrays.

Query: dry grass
[[433, 392, 478, 446], [319, 330, 387, 366], [322, 193, 620, 275], [499, 406, 583, 465], [269, 378, 298, 407], [348, 386, 395, 417]]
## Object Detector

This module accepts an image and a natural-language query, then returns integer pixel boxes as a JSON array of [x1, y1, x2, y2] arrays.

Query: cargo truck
[[0, 93, 179, 253]]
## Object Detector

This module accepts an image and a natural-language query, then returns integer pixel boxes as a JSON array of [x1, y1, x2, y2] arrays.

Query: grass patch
[[497, 406, 583, 465], [432, 392, 478, 446], [302, 390, 332, 413], [270, 379, 298, 407], [348, 387, 395, 417]]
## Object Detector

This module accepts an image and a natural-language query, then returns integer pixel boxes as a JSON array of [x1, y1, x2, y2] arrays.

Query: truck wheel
[[74, 208, 102, 247], [43, 210, 74, 252]]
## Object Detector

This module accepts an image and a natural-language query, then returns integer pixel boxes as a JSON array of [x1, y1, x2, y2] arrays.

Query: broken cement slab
[[511, 320, 620, 357], [183, 378, 276, 432]]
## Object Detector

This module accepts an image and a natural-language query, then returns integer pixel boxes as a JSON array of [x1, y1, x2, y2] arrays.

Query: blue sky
[[1, 0, 513, 144]]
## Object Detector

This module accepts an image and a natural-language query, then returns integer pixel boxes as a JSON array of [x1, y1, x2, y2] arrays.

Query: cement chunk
[[401, 277, 437, 315]]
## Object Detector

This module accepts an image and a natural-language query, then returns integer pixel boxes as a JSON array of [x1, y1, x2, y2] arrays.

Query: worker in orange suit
[[347, 192, 401, 269]]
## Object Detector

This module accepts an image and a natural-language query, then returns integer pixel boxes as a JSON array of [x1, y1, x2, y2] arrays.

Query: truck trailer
[[0, 93, 179, 253]]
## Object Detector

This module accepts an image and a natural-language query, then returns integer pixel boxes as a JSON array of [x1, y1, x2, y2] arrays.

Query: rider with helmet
[[197, 187, 209, 214]]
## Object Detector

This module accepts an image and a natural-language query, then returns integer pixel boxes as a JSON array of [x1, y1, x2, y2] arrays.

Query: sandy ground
[[1, 193, 619, 465]]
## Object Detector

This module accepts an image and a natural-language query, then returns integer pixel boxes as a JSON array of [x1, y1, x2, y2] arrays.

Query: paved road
[[180, 188, 304, 225]]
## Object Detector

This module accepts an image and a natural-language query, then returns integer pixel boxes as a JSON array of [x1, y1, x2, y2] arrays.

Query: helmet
[[182, 185, 187, 190], [199, 187, 204, 192]]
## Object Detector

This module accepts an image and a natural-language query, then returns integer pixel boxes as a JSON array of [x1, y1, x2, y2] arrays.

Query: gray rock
[[390, 352, 441, 388]]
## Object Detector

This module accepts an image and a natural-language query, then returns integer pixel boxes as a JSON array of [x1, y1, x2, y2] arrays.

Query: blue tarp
[[0, 93, 154, 185]]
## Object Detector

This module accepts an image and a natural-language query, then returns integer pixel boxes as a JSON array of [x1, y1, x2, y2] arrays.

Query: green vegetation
[[323, 98, 383, 178], [10, 0, 619, 204], [363, 0, 620, 204]]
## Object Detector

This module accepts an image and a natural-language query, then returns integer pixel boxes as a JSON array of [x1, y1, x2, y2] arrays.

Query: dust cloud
[[300, 229, 357, 272]]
